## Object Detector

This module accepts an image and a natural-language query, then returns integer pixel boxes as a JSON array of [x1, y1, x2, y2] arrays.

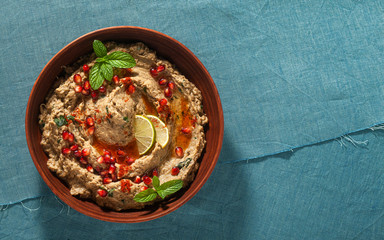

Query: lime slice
[[147, 115, 169, 148], [134, 115, 156, 155]]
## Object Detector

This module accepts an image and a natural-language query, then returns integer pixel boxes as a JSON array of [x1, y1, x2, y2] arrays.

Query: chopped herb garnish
[[54, 116, 68, 127], [178, 87, 182, 93], [143, 87, 147, 93], [108, 188, 115, 197], [123, 117, 129, 122], [100, 186, 115, 197], [67, 115, 75, 121], [57, 139, 61, 144], [177, 158, 192, 169], [106, 106, 109, 114]]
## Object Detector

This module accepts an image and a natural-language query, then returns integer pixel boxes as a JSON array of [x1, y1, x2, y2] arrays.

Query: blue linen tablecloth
[[1, 0, 384, 239]]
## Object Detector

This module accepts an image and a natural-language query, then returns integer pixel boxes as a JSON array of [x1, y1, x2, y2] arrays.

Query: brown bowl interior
[[25, 26, 224, 223]]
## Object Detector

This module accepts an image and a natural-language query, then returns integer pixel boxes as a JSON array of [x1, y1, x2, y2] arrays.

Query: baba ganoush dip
[[39, 41, 208, 210]]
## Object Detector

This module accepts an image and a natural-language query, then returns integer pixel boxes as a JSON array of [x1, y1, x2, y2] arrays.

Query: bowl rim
[[25, 26, 224, 222]]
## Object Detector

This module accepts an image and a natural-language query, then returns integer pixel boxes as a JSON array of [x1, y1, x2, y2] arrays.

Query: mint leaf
[[95, 57, 107, 63], [67, 115, 75, 121], [157, 180, 183, 199], [133, 188, 158, 202], [54, 116, 67, 127], [89, 62, 104, 90], [104, 51, 136, 68], [100, 63, 113, 81], [93, 40, 107, 58], [152, 176, 160, 190]]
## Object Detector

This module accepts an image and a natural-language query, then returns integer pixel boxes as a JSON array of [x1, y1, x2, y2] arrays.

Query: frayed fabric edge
[[3, 122, 384, 206], [0, 193, 53, 207], [221, 120, 384, 164]]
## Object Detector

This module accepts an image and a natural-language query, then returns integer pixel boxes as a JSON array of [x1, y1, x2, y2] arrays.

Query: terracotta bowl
[[25, 26, 224, 223]]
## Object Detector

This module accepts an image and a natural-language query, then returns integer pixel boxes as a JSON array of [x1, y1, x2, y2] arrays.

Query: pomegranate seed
[[109, 157, 116, 163], [104, 154, 111, 163], [88, 126, 95, 135], [157, 65, 165, 72], [62, 148, 71, 155], [100, 170, 109, 177], [171, 166, 180, 176], [82, 64, 90, 72], [111, 173, 117, 182], [152, 169, 159, 177], [98, 86, 106, 93], [120, 77, 131, 84], [181, 127, 191, 135], [117, 149, 126, 156], [175, 147, 184, 158], [97, 189, 107, 197], [91, 91, 98, 100], [86, 164, 93, 173], [67, 133, 74, 143], [168, 81, 175, 90], [134, 176, 141, 183], [108, 164, 116, 174], [150, 67, 158, 77], [70, 144, 78, 151], [82, 148, 90, 157], [81, 89, 90, 96], [62, 130, 69, 140], [83, 81, 91, 90], [74, 150, 82, 158], [164, 87, 172, 98], [97, 156, 104, 164], [74, 85, 83, 93], [142, 175, 152, 185], [128, 84, 136, 94], [79, 157, 88, 165], [86, 116, 94, 126], [103, 150, 111, 156], [103, 178, 112, 184], [140, 186, 148, 192], [73, 74, 82, 84], [125, 157, 135, 165], [158, 78, 167, 86], [112, 75, 120, 84], [159, 98, 167, 106]]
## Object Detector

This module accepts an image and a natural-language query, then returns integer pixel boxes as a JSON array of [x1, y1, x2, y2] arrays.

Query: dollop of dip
[[39, 42, 208, 210]]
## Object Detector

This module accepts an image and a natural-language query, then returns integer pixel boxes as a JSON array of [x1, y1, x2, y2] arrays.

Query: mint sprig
[[89, 40, 136, 90], [133, 176, 183, 202]]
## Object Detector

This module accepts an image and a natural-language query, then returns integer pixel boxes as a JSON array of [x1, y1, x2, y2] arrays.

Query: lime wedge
[[134, 115, 156, 155], [147, 115, 169, 148]]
